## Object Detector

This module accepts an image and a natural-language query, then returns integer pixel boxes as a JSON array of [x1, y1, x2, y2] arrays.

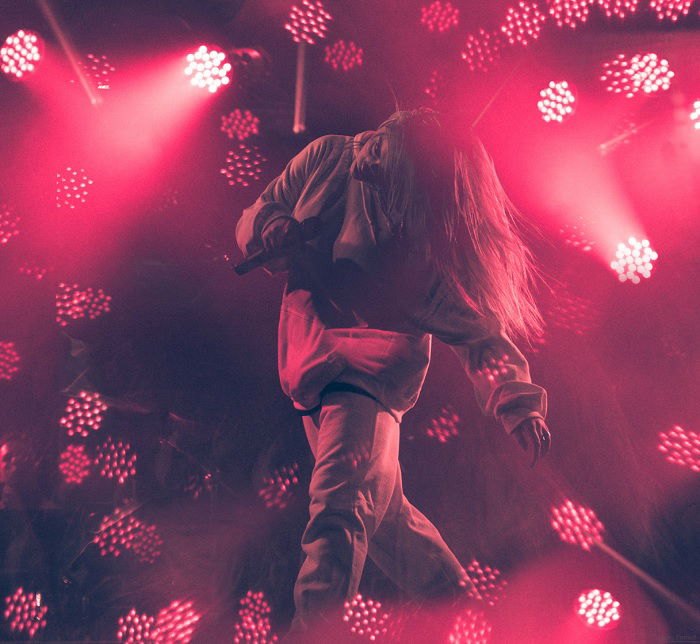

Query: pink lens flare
[[576, 589, 622, 629], [420, 1, 460, 32], [610, 237, 658, 284], [0, 341, 21, 381], [324, 40, 364, 72], [657, 425, 700, 473], [1, 29, 43, 81], [59, 390, 108, 437], [285, 1, 333, 45], [3, 588, 48, 639], [343, 593, 390, 641], [500, 2, 548, 46], [550, 499, 605, 550], [537, 80, 576, 123], [220, 109, 260, 141], [184, 45, 232, 93], [59, 444, 93, 484]]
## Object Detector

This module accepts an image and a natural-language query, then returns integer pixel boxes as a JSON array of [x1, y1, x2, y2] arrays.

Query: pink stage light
[[233, 590, 278, 643], [19, 262, 52, 280], [547, 0, 592, 28], [78, 53, 116, 90], [153, 600, 202, 643], [420, 1, 460, 32], [3, 588, 48, 640], [424, 69, 443, 100], [610, 237, 658, 284], [576, 589, 622, 629], [324, 40, 364, 72], [0, 204, 20, 245], [56, 167, 94, 209], [258, 463, 300, 509], [59, 391, 108, 437], [548, 285, 599, 336], [460, 29, 503, 72], [1, 29, 43, 81], [657, 425, 700, 473], [184, 45, 232, 93], [55, 282, 112, 327], [220, 109, 260, 141], [221, 144, 266, 187], [183, 472, 215, 499], [537, 80, 576, 122], [560, 217, 595, 251], [0, 341, 20, 381], [343, 593, 390, 641], [285, 0, 333, 45], [464, 559, 508, 606], [691, 100, 700, 130], [59, 444, 92, 484], [425, 405, 461, 443], [596, 0, 640, 18], [649, 0, 694, 21], [94, 508, 163, 563], [550, 499, 605, 550], [500, 2, 548, 46], [96, 437, 137, 484], [600, 53, 674, 98], [117, 608, 155, 643], [448, 608, 492, 644]]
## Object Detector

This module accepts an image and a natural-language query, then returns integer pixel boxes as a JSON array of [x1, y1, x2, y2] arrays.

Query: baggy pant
[[290, 388, 472, 632]]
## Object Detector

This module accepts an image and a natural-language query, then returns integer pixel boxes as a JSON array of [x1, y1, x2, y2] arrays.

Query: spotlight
[[424, 69, 443, 100], [424, 405, 461, 443], [548, 0, 592, 28], [596, 0, 640, 19], [233, 591, 277, 643], [55, 282, 112, 327], [220, 109, 260, 141], [56, 167, 93, 209], [448, 608, 492, 644], [649, 0, 694, 21], [0, 29, 43, 81], [343, 593, 390, 641], [59, 444, 92, 484], [657, 425, 700, 472], [576, 589, 622, 629], [691, 100, 700, 130], [461, 29, 503, 73], [537, 80, 576, 123], [0, 341, 20, 381], [153, 600, 202, 642], [184, 45, 232, 93], [96, 437, 137, 484], [94, 508, 163, 563], [220, 144, 266, 187], [285, 0, 333, 45], [600, 53, 674, 98], [420, 1, 460, 33], [117, 609, 156, 643], [258, 463, 300, 509], [59, 390, 108, 437], [610, 237, 658, 284], [2, 588, 48, 640], [500, 2, 547, 47], [550, 499, 605, 550], [0, 204, 20, 245], [465, 559, 508, 606], [324, 40, 364, 72]]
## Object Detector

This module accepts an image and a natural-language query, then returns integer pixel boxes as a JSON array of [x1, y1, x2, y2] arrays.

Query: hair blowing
[[378, 108, 544, 341]]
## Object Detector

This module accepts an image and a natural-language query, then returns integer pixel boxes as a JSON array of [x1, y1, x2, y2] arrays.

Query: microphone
[[231, 217, 322, 275]]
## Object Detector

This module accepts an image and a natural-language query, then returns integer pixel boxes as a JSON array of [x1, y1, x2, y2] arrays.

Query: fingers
[[513, 418, 551, 468], [261, 218, 301, 253]]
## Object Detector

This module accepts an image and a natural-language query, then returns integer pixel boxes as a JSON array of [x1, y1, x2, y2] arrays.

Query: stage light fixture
[[448, 608, 492, 644], [94, 508, 163, 563], [691, 100, 700, 130], [117, 608, 156, 643], [0, 29, 43, 81], [465, 559, 508, 606], [424, 69, 443, 100], [59, 444, 92, 484], [19, 262, 51, 280], [548, 0, 592, 28], [153, 600, 202, 643], [258, 462, 300, 509], [324, 40, 364, 71], [657, 425, 700, 472], [343, 593, 390, 641], [233, 591, 277, 644], [96, 437, 137, 484], [56, 167, 93, 209], [500, 2, 548, 47], [550, 499, 605, 550], [424, 405, 461, 443], [60, 390, 108, 437], [220, 108, 260, 140], [285, 0, 332, 45], [184, 45, 232, 93], [537, 80, 576, 122], [649, 0, 694, 21], [576, 589, 622, 629], [0, 341, 20, 381], [2, 588, 48, 640], [610, 237, 658, 284], [601, 53, 674, 98], [56, 282, 112, 327], [0, 204, 20, 245], [78, 53, 116, 90], [460, 29, 503, 72], [221, 144, 266, 187], [420, 1, 460, 32], [596, 0, 640, 18]]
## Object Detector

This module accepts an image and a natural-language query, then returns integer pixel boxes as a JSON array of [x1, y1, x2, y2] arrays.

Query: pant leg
[[367, 462, 474, 600], [292, 391, 401, 631]]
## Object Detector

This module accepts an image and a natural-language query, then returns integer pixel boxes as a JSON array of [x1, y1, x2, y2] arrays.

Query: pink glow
[[600, 53, 674, 98], [425, 405, 461, 443], [285, 1, 332, 45], [0, 204, 20, 244], [153, 600, 201, 643], [609, 237, 658, 284], [547, 0, 592, 28], [0, 341, 20, 381], [649, 0, 694, 21], [94, 508, 163, 563], [537, 81, 576, 123], [576, 589, 622, 629], [448, 608, 492, 644], [324, 40, 364, 72], [184, 46, 232, 93], [500, 2, 547, 46], [461, 29, 503, 72], [59, 391, 108, 437], [78, 53, 116, 90], [59, 444, 92, 484], [233, 590, 278, 643], [258, 463, 300, 509], [117, 608, 155, 643], [3, 588, 48, 639], [0, 29, 43, 81], [691, 100, 700, 130], [221, 109, 260, 140], [596, 0, 640, 18], [55, 282, 112, 327], [420, 1, 460, 33], [342, 593, 390, 641], [550, 499, 605, 550], [221, 144, 266, 187], [56, 166, 94, 208], [657, 425, 700, 472], [96, 437, 137, 484], [465, 559, 508, 606]]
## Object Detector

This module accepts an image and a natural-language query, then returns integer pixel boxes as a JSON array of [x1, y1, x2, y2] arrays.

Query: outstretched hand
[[512, 417, 551, 467]]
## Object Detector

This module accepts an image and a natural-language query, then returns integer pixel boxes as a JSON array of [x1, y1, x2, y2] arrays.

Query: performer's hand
[[512, 417, 551, 467], [260, 217, 302, 273]]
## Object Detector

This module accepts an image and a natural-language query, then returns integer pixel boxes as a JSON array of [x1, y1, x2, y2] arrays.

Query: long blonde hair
[[378, 108, 543, 340]]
